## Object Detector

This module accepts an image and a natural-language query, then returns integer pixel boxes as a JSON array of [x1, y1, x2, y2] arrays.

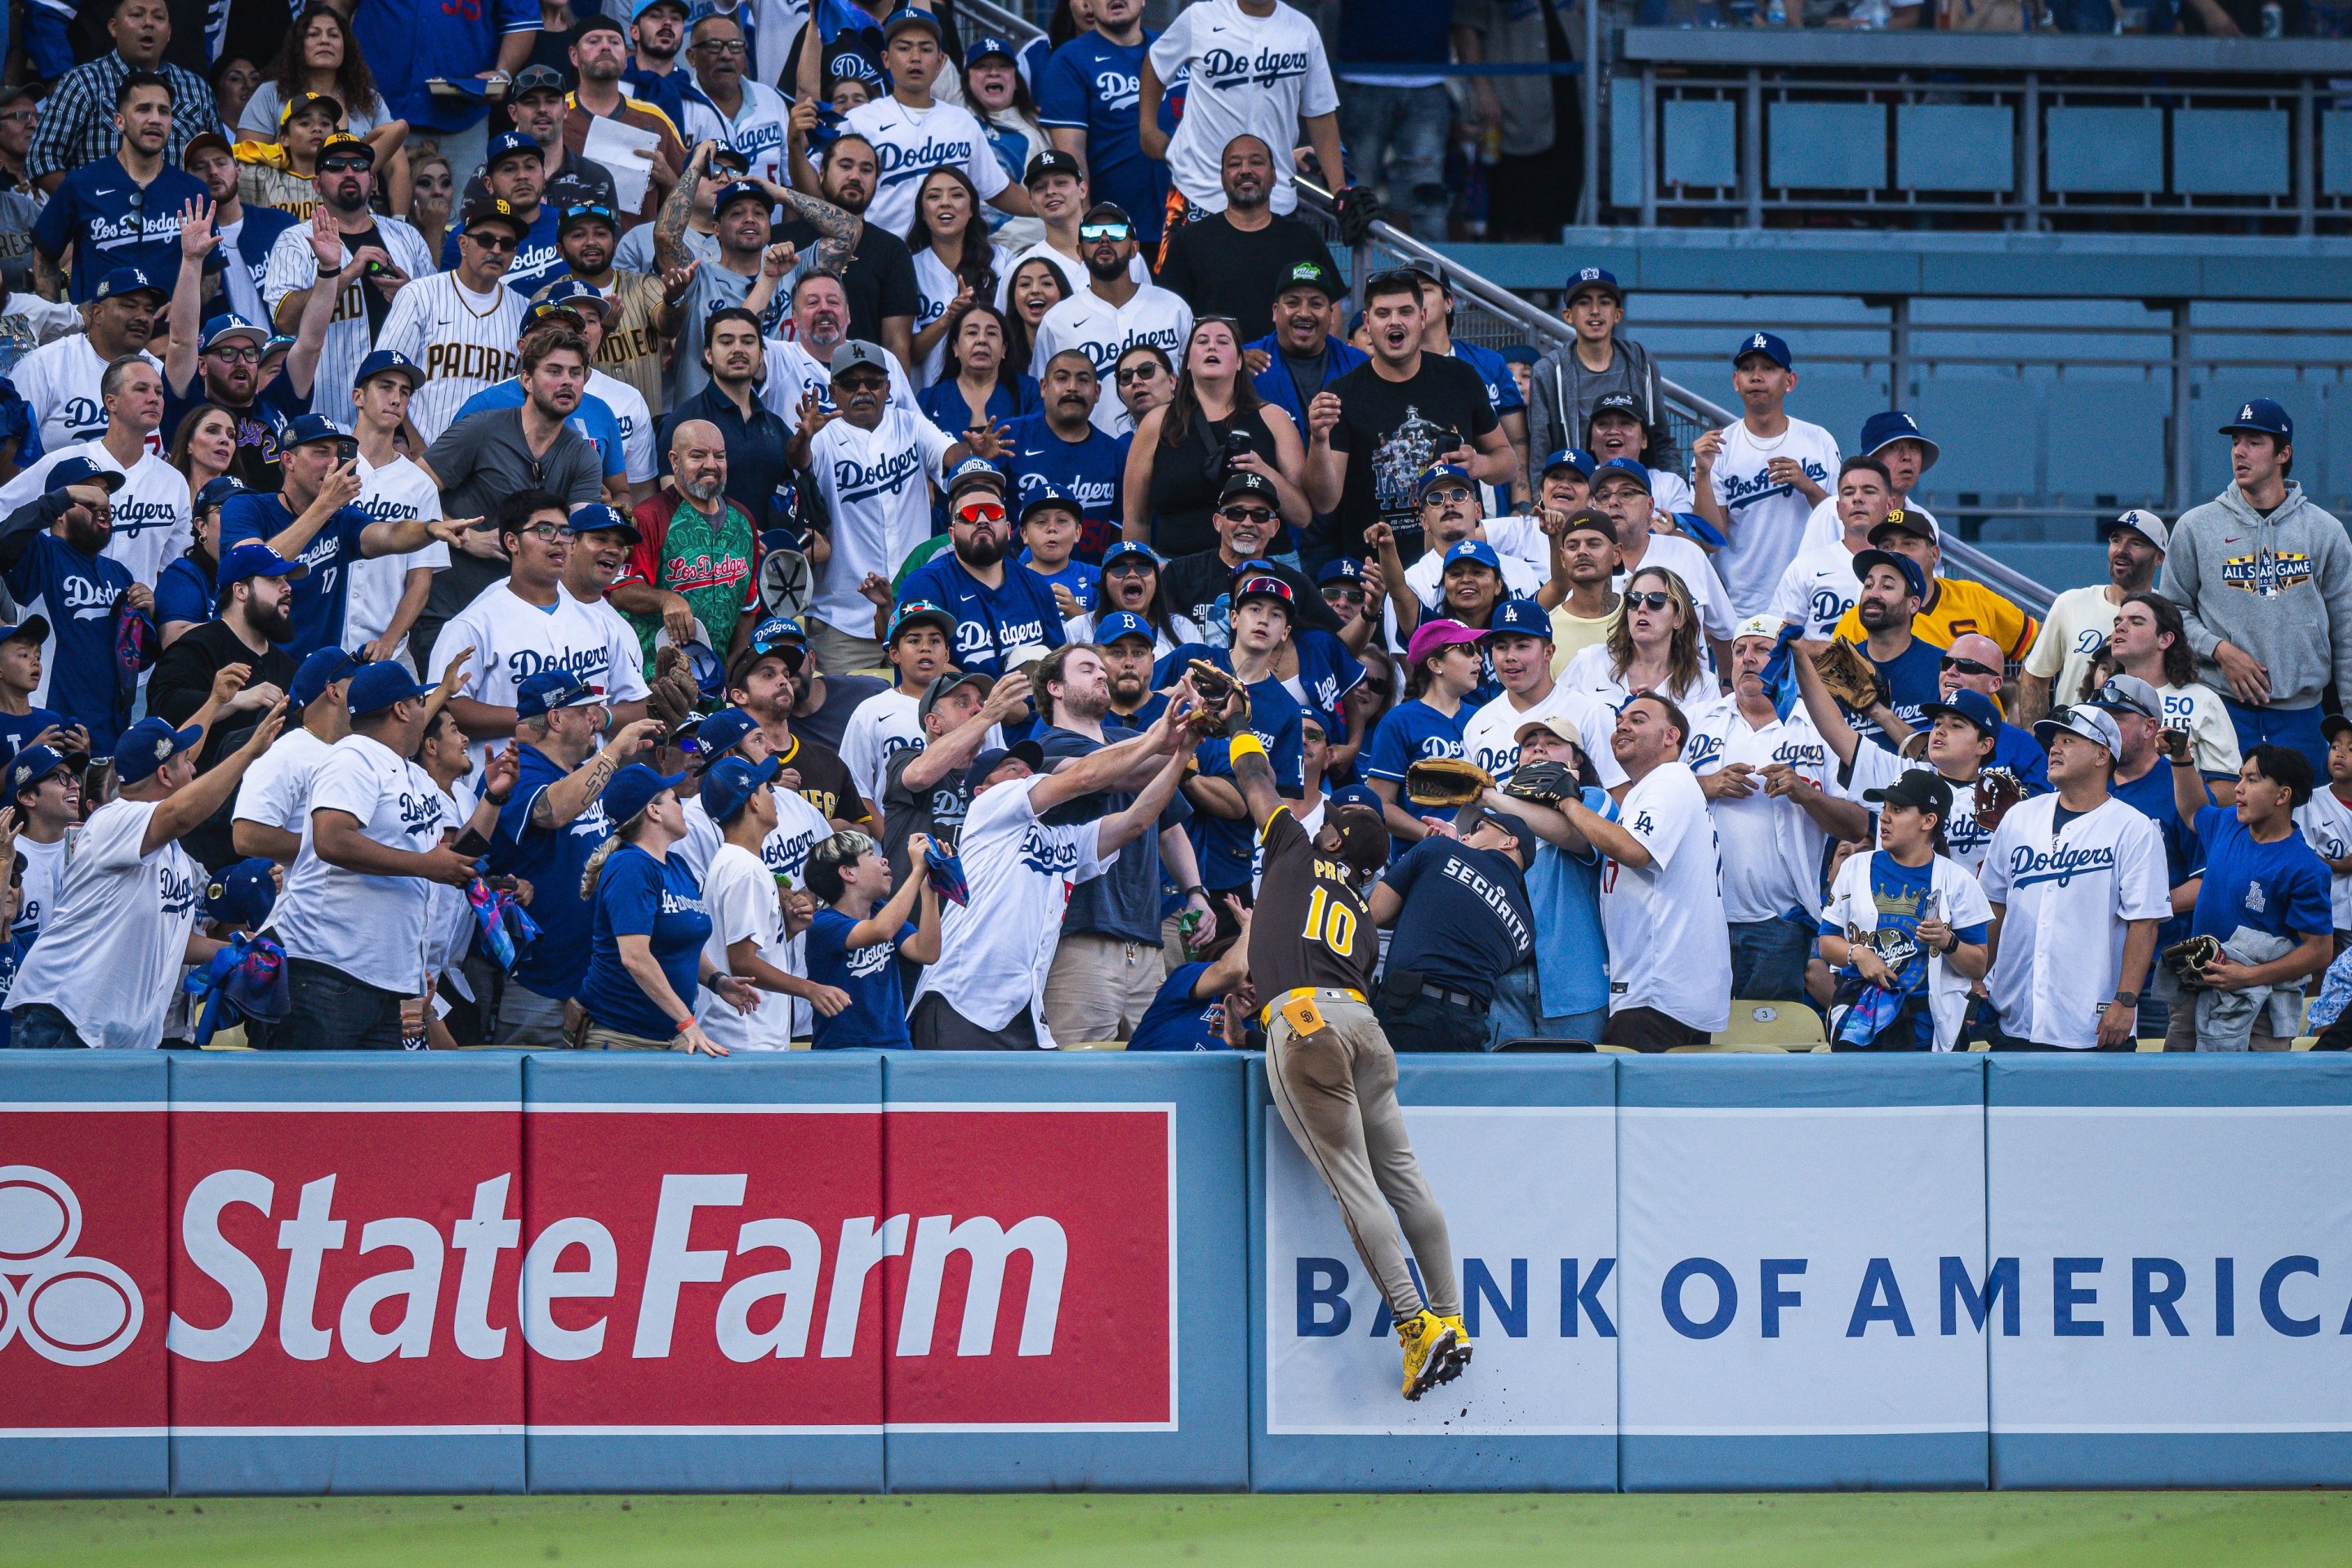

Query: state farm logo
[[0, 1165, 144, 1366]]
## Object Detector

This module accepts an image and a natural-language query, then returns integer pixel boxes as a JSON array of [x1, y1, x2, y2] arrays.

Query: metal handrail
[[954, 0, 1045, 47]]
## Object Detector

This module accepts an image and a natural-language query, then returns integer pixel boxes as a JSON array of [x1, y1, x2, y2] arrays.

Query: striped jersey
[[261, 216, 439, 426], [372, 272, 527, 445]]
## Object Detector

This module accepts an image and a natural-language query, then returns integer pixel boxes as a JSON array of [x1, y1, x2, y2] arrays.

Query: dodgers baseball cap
[[699, 754, 780, 824], [1024, 148, 1081, 185], [283, 412, 350, 448], [1734, 330, 1793, 369], [533, 278, 613, 321], [962, 738, 1045, 796], [1921, 687, 2002, 738], [1094, 609, 1154, 647], [1590, 391, 1644, 424], [888, 598, 956, 644], [202, 857, 279, 928], [694, 706, 759, 758], [195, 475, 246, 513], [2034, 703, 2123, 758], [216, 541, 308, 589], [1869, 507, 1938, 546], [830, 340, 893, 379], [1853, 548, 1927, 601], [1101, 540, 1159, 573], [706, 178, 768, 219], [91, 266, 165, 305], [1219, 470, 1279, 508], [1414, 461, 1472, 501], [945, 457, 1006, 499], [514, 668, 604, 719], [1589, 457, 1651, 494], [0, 614, 47, 648], [1541, 448, 1597, 480], [1441, 538, 1503, 576], [745, 616, 808, 669], [1318, 556, 1366, 586], [1862, 767, 1954, 822], [919, 670, 994, 724], [2086, 673, 2163, 721], [484, 130, 541, 170], [568, 501, 641, 541], [882, 4, 942, 36], [2100, 508, 2170, 552], [1860, 410, 1940, 469], [200, 314, 268, 352], [114, 716, 204, 784], [353, 348, 423, 391], [347, 661, 432, 717], [8, 744, 78, 797], [1020, 484, 1082, 527], [2220, 397, 2292, 440], [963, 33, 1014, 65], [1484, 598, 1552, 641], [1563, 265, 1624, 302], [44, 456, 123, 494], [601, 763, 687, 824], [1278, 259, 1342, 301], [289, 646, 359, 709]]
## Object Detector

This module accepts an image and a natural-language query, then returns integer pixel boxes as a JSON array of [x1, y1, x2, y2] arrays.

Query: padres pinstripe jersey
[[261, 217, 439, 426], [372, 273, 528, 445]]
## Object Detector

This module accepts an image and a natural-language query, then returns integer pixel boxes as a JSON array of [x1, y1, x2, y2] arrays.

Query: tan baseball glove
[[1406, 756, 1496, 808], [1812, 639, 1886, 714]]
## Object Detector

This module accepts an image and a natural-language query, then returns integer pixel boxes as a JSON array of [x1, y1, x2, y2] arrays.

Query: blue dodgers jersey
[[1125, 960, 1232, 1050], [354, 0, 540, 130], [896, 552, 1067, 679], [3, 532, 132, 754], [1364, 696, 1471, 829], [453, 378, 626, 479], [577, 844, 712, 1038], [2191, 804, 2335, 946], [1000, 412, 1124, 559], [440, 203, 567, 297], [490, 744, 617, 1000], [1034, 33, 1172, 244], [1452, 341, 1524, 415], [1191, 661, 1304, 893], [218, 492, 375, 660], [804, 906, 915, 1049], [32, 160, 223, 302], [1290, 626, 1365, 745]]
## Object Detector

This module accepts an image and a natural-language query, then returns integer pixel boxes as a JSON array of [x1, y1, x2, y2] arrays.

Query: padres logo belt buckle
[[1280, 992, 1329, 1036]]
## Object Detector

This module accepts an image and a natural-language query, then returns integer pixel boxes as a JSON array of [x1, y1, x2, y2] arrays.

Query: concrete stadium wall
[[3, 1050, 2349, 1494]]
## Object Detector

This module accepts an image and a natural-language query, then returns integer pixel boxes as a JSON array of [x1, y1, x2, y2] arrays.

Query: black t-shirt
[[1326, 354, 1499, 557], [882, 742, 968, 891], [1155, 213, 1339, 344], [1158, 550, 1343, 640], [777, 733, 871, 825], [1145, 406, 1281, 560], [773, 216, 922, 347], [1250, 804, 1378, 1001], [1379, 837, 1534, 1006], [149, 617, 300, 871]]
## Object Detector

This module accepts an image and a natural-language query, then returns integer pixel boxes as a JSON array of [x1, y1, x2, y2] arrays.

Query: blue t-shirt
[[1854, 636, 1945, 750], [1125, 960, 1233, 1050], [441, 203, 567, 296], [32, 157, 222, 302], [1990, 720, 2051, 793], [2109, 764, 2204, 949], [1037, 720, 1190, 943], [577, 843, 712, 1038], [804, 905, 915, 1049], [489, 744, 614, 1000], [896, 551, 1067, 679], [1526, 789, 1614, 1021], [218, 492, 377, 660], [1034, 33, 1173, 245], [354, 0, 540, 130], [154, 552, 216, 632], [1020, 554, 1099, 612], [0, 704, 63, 760], [1364, 696, 1471, 831], [2191, 804, 2333, 946], [1248, 332, 1367, 430], [1381, 837, 1535, 1006], [1450, 341, 1525, 416], [1818, 851, 1990, 1051], [453, 377, 627, 480], [3, 531, 134, 755], [915, 373, 1039, 435], [1001, 412, 1125, 562]]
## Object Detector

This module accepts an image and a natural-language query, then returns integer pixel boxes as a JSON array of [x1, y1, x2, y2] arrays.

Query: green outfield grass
[[2, 1491, 2347, 1568]]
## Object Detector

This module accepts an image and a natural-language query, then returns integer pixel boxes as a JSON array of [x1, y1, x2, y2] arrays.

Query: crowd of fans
[[0, 0, 2341, 1060]]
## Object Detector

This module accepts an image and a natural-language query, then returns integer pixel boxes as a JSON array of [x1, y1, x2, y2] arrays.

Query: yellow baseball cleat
[[1432, 1313, 1472, 1388], [1397, 1309, 1460, 1401]]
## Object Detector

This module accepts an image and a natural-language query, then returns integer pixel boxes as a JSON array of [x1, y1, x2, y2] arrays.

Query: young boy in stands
[[802, 826, 943, 1050], [1018, 488, 1098, 617]]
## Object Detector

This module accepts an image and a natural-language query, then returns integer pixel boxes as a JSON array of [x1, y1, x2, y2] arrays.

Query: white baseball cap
[[2101, 509, 2170, 553], [1734, 612, 1786, 642]]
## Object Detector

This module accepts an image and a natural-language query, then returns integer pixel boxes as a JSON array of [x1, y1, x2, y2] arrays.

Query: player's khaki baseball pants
[[1266, 992, 1460, 1321]]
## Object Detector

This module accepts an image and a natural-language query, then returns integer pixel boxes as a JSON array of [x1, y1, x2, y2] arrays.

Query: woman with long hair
[[1562, 564, 1717, 713], [905, 167, 1009, 386], [964, 40, 1047, 251], [1121, 316, 1309, 559], [243, 3, 410, 208], [915, 302, 1038, 436], [1364, 620, 1491, 846], [406, 147, 453, 259], [1001, 256, 1066, 382], [575, 764, 760, 1055], [155, 429, 239, 648], [169, 403, 238, 496]]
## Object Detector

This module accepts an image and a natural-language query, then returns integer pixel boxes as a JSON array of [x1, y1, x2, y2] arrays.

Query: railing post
[[1580, 0, 1601, 228], [2020, 72, 2041, 233], [2170, 299, 2194, 514], [1888, 295, 1911, 409], [1640, 65, 1657, 229], [2296, 78, 2316, 238], [1351, 237, 1370, 323], [1743, 68, 1763, 229]]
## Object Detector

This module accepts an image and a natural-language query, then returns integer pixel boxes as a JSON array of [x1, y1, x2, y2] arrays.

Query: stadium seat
[[1670, 1040, 1790, 1054], [1061, 1040, 1128, 1051], [1494, 1036, 1597, 1052], [1714, 1000, 1828, 1049]]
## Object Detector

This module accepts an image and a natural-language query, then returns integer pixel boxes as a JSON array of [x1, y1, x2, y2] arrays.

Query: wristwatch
[[2110, 990, 2136, 1006]]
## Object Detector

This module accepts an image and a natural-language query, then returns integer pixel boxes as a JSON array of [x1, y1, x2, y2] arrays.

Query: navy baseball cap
[[694, 706, 759, 758], [200, 314, 268, 352], [710, 178, 768, 217], [91, 266, 165, 305], [7, 744, 78, 797], [1563, 265, 1624, 302], [195, 475, 247, 512], [1861, 767, 1954, 823], [1442, 538, 1502, 576], [1920, 687, 2001, 738], [289, 646, 359, 708], [2220, 397, 2292, 441], [1020, 484, 1081, 527], [114, 717, 204, 783], [1100, 540, 1159, 573], [1485, 598, 1552, 641], [962, 738, 1045, 796], [44, 456, 123, 494], [0, 615, 49, 647], [484, 130, 540, 169], [1853, 548, 1928, 601], [963, 33, 1014, 65], [888, 598, 956, 643], [283, 412, 349, 448], [699, 754, 779, 823], [534, 276, 614, 321], [1589, 456, 1650, 493], [883, 4, 943, 35], [1414, 461, 1473, 501], [1330, 782, 1383, 814], [1318, 556, 1366, 586], [1734, 330, 1793, 369], [347, 661, 433, 717], [202, 857, 279, 928], [568, 501, 641, 541], [946, 457, 1007, 499], [601, 763, 686, 824], [353, 348, 423, 392], [1860, 409, 1940, 469], [216, 541, 308, 589], [745, 616, 808, 669], [1094, 609, 1154, 646], [1540, 447, 1596, 480], [514, 668, 604, 719]]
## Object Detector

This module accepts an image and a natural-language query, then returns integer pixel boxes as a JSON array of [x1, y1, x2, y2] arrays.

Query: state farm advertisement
[[2, 1101, 1174, 1441]]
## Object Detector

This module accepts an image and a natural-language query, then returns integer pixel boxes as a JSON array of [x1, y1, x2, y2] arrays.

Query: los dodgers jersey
[[1979, 792, 2170, 1050], [372, 272, 527, 444], [1702, 414, 1840, 619], [260, 216, 439, 427], [0, 441, 189, 589]]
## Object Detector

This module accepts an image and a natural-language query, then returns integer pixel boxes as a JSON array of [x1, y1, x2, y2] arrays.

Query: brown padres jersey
[[1250, 806, 1379, 1001]]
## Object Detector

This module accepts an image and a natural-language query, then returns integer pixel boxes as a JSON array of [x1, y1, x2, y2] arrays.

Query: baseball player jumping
[[1198, 670, 1469, 1401]]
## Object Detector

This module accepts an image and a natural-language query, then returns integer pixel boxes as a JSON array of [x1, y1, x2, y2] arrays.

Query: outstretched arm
[[1097, 745, 1191, 857], [1028, 699, 1191, 817]]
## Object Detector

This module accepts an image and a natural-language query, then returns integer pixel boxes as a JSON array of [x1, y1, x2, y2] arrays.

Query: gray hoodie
[[1527, 332, 1674, 496], [2160, 479, 2352, 711]]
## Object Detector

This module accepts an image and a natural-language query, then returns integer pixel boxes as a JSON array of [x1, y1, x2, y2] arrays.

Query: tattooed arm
[[653, 140, 711, 277], [767, 179, 858, 277]]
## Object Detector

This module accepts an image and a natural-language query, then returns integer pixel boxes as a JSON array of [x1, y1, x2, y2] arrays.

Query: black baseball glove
[[1500, 758, 1576, 806]]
